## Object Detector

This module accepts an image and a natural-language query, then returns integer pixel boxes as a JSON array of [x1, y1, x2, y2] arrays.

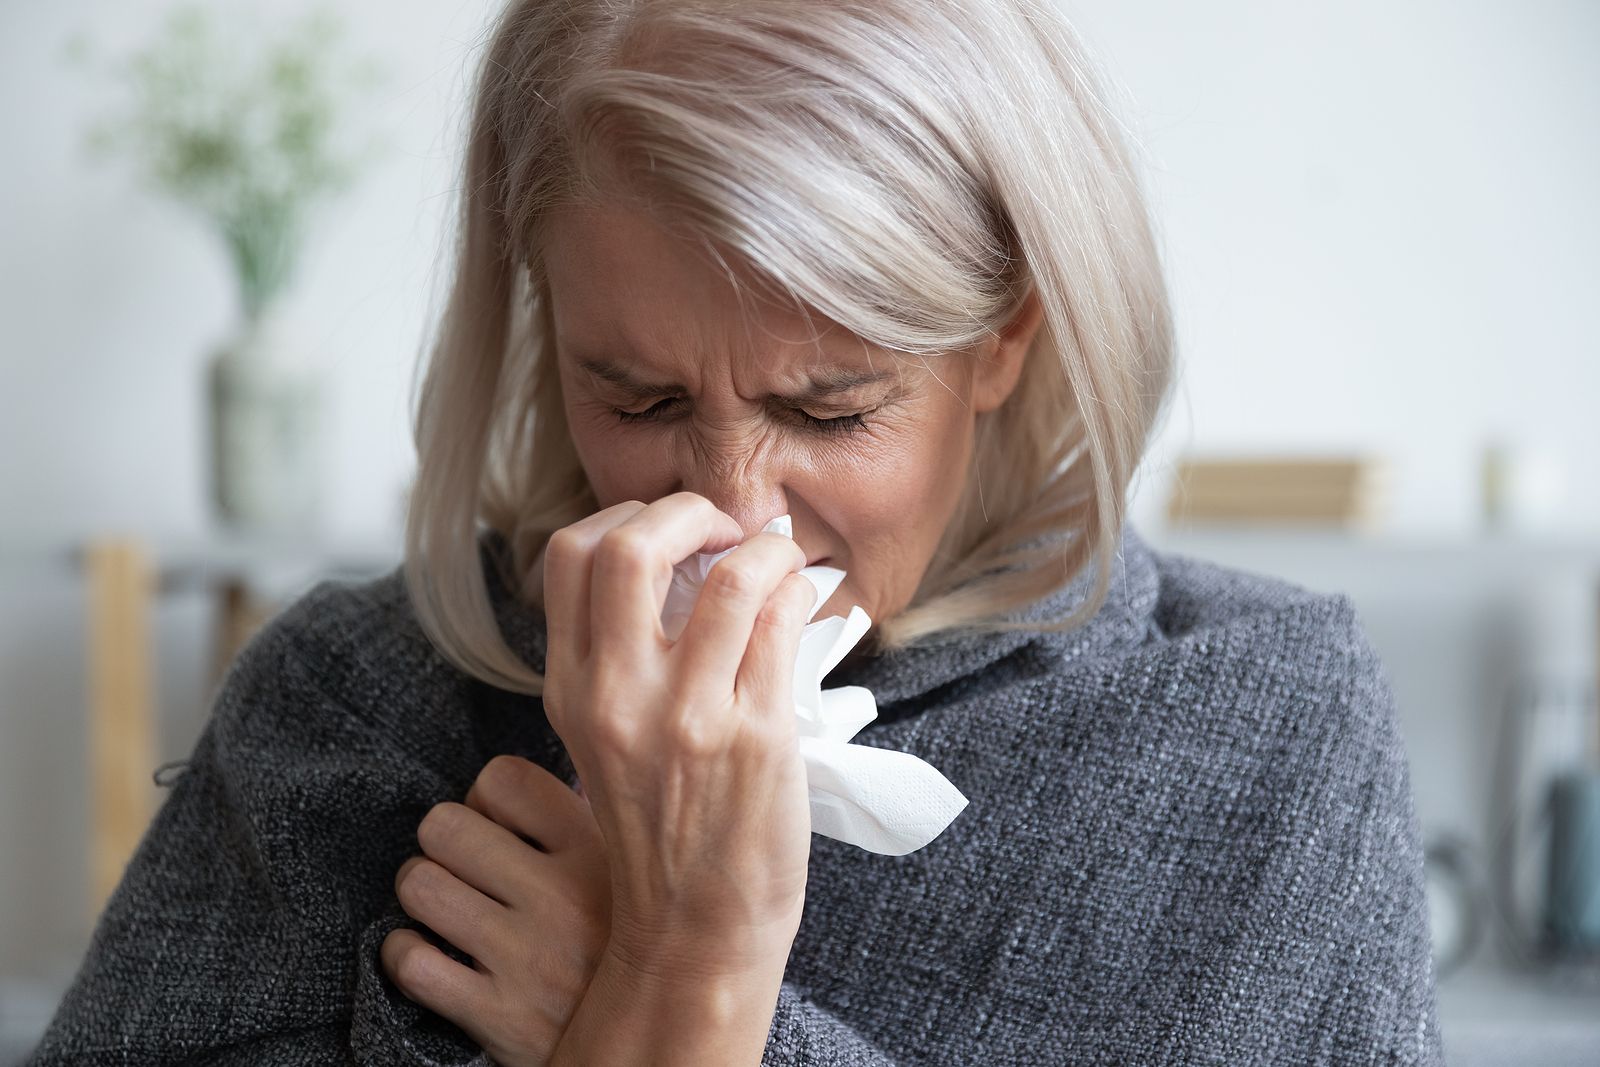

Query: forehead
[[540, 199, 896, 382]]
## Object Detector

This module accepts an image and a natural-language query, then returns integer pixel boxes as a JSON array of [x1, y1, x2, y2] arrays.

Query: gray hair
[[404, 0, 1176, 695]]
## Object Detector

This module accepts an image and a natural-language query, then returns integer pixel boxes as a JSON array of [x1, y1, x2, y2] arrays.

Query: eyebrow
[[574, 356, 899, 403]]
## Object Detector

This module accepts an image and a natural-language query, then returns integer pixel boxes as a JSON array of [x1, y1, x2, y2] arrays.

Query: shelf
[[1145, 523, 1600, 557], [0, 527, 403, 596]]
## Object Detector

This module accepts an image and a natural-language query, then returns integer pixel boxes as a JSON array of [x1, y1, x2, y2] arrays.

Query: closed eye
[[611, 399, 874, 436]]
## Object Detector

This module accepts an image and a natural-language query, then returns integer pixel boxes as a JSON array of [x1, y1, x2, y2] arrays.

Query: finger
[[416, 800, 544, 908], [589, 492, 744, 662], [735, 570, 817, 717], [674, 530, 807, 697], [393, 855, 508, 970], [542, 500, 649, 669], [463, 754, 594, 855], [380, 926, 495, 1027]]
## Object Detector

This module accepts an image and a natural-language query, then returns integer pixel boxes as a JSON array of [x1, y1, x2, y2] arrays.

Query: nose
[[673, 460, 790, 541], [684, 482, 790, 542]]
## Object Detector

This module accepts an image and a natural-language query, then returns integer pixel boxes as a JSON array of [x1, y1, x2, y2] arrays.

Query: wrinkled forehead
[[541, 199, 919, 390], [541, 198, 796, 336]]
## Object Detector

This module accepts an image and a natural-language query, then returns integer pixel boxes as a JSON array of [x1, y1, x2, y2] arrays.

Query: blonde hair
[[404, 0, 1175, 696]]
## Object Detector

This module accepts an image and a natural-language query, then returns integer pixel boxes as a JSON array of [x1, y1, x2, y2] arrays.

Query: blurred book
[[1165, 454, 1391, 530]]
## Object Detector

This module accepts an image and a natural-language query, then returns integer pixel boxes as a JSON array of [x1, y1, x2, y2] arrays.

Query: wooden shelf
[[1146, 523, 1600, 556]]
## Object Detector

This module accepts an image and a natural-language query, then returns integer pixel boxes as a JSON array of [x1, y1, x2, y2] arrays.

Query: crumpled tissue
[[660, 515, 968, 856]]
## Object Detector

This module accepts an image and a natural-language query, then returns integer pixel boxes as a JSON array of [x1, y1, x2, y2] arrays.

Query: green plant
[[65, 3, 390, 326]]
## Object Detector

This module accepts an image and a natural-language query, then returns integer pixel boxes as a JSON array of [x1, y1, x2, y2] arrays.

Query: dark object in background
[[1545, 769, 1600, 955]]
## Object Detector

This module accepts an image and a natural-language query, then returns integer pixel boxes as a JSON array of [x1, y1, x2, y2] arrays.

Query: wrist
[[550, 932, 793, 1067], [602, 927, 792, 1001], [605, 909, 800, 987]]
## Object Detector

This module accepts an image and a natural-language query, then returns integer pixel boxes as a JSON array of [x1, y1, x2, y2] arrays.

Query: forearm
[[549, 940, 788, 1066]]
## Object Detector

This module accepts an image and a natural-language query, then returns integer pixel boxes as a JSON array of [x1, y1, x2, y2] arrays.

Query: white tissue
[[660, 515, 969, 856]]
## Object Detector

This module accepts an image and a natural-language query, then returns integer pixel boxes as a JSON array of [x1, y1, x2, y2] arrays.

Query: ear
[[971, 287, 1043, 414]]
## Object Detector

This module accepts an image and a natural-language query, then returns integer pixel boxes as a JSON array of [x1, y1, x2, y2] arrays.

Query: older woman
[[27, 0, 1444, 1064]]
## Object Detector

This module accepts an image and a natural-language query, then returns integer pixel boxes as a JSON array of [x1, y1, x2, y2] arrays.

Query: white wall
[[0, 0, 505, 993], [1094, 0, 1600, 535], [2, 0, 1597, 1002]]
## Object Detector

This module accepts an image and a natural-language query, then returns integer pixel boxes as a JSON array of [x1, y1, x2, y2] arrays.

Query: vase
[[206, 308, 326, 534]]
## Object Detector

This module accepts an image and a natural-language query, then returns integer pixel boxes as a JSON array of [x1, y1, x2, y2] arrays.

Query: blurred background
[[2, 0, 1597, 1063]]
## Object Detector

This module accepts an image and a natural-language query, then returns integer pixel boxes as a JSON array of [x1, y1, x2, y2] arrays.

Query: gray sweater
[[26, 522, 1446, 1065]]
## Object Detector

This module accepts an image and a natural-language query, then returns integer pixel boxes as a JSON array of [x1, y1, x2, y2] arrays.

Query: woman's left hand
[[380, 754, 612, 1067]]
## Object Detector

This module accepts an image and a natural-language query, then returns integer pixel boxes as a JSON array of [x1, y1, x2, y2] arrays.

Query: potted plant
[[67, 3, 389, 532]]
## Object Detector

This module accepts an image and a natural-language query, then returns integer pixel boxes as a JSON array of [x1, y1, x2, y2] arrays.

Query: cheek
[[815, 409, 973, 559], [564, 407, 679, 503], [803, 411, 972, 621], [825, 438, 953, 531]]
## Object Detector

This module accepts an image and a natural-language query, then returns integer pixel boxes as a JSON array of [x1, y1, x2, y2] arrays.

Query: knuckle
[[783, 572, 818, 610], [482, 752, 532, 791], [544, 528, 587, 569], [504, 1015, 554, 1062], [596, 526, 652, 570], [392, 856, 418, 899], [667, 710, 726, 758], [417, 801, 469, 850], [752, 593, 792, 634], [589, 710, 638, 756], [395, 857, 445, 911], [751, 578, 809, 637], [702, 561, 759, 603], [392, 940, 435, 995]]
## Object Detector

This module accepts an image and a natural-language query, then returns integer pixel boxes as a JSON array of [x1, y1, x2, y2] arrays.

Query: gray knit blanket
[[25, 521, 1445, 1064]]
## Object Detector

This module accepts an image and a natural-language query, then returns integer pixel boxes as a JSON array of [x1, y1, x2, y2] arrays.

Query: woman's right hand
[[537, 492, 818, 984]]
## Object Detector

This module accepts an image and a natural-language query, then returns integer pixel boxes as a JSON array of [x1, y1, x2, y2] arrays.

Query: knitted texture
[[25, 522, 1445, 1065]]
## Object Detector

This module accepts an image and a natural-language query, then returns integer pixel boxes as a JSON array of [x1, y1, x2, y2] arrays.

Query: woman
[[28, 0, 1444, 1064]]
